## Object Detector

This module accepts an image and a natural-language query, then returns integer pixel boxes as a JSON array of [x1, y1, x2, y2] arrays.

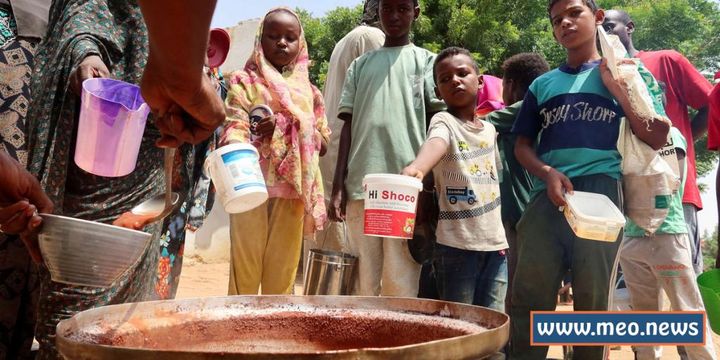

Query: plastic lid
[[565, 191, 625, 224], [362, 173, 423, 190], [215, 142, 259, 156]]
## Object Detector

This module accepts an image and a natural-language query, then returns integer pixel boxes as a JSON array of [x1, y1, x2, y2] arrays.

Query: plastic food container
[[362, 174, 423, 239], [207, 143, 268, 213], [563, 191, 626, 242]]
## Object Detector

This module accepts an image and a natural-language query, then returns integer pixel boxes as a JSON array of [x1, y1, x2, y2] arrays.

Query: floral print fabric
[[221, 8, 329, 233]]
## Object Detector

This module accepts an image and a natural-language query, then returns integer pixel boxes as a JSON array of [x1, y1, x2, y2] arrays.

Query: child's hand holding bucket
[[401, 165, 424, 180], [253, 115, 276, 138], [249, 105, 274, 138], [315, 129, 327, 156], [328, 186, 347, 222]]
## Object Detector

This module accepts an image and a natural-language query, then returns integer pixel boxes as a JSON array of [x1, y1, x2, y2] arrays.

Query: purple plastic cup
[[74, 78, 150, 177]]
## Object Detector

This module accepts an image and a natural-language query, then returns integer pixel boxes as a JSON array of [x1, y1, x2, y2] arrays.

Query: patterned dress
[[25, 0, 214, 358], [0, 4, 41, 359]]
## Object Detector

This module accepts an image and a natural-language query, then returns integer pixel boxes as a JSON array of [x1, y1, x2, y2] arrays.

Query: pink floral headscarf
[[222, 8, 329, 232]]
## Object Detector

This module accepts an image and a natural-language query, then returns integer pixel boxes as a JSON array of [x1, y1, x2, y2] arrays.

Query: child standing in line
[[221, 8, 330, 295], [509, 0, 670, 359], [620, 127, 717, 359], [329, 0, 446, 297], [483, 53, 550, 313], [402, 47, 508, 310]]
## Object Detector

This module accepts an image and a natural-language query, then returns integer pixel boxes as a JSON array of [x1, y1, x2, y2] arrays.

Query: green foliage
[[602, 0, 720, 71], [297, 5, 363, 86], [412, 0, 561, 74], [695, 135, 718, 184], [702, 225, 718, 271]]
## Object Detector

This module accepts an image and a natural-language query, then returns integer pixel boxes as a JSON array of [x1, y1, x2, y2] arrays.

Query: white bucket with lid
[[563, 191, 626, 242], [362, 174, 423, 239], [207, 143, 268, 213]]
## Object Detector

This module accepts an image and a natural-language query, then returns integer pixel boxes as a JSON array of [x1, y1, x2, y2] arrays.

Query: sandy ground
[[177, 259, 720, 359]]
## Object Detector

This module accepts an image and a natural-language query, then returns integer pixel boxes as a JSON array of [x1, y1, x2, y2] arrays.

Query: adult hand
[[112, 212, 154, 231], [544, 167, 573, 207], [141, 55, 225, 148], [253, 115, 276, 138], [0, 201, 39, 234], [1, 201, 44, 263], [69, 55, 110, 96], [0, 152, 53, 263], [328, 186, 347, 222]]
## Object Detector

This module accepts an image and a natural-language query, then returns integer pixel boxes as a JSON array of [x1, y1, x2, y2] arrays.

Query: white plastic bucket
[[362, 174, 423, 239], [207, 143, 268, 213], [563, 191, 626, 242]]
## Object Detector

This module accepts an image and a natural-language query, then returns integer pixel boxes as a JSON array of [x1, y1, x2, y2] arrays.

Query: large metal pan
[[57, 295, 509, 360]]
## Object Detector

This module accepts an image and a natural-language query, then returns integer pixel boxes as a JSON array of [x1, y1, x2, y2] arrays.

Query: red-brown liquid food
[[73, 310, 487, 353]]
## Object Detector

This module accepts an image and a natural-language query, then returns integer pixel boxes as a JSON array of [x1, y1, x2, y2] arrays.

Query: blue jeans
[[433, 243, 508, 311]]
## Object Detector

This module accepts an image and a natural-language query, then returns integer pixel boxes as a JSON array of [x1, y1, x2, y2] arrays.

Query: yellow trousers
[[228, 198, 304, 295]]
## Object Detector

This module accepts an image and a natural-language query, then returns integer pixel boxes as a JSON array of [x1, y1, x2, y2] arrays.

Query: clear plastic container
[[38, 214, 153, 287], [563, 191, 626, 242]]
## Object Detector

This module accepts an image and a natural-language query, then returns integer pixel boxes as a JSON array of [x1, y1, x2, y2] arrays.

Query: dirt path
[[177, 260, 720, 359], [176, 257, 229, 299]]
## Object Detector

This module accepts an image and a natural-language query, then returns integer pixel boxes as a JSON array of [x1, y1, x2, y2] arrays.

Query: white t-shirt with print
[[428, 111, 507, 251]]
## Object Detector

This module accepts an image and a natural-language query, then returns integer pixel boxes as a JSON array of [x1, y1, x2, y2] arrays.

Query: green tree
[[297, 5, 363, 86], [702, 225, 718, 271], [412, 0, 565, 74]]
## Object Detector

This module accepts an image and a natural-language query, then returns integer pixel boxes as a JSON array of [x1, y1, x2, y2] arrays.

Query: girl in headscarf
[[222, 8, 329, 295]]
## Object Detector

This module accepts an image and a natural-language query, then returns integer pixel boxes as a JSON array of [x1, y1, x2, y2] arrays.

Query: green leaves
[[297, 5, 363, 86]]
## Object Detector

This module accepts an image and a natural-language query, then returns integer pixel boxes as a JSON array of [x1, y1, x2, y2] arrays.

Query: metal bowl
[[38, 214, 152, 287], [56, 295, 509, 359]]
